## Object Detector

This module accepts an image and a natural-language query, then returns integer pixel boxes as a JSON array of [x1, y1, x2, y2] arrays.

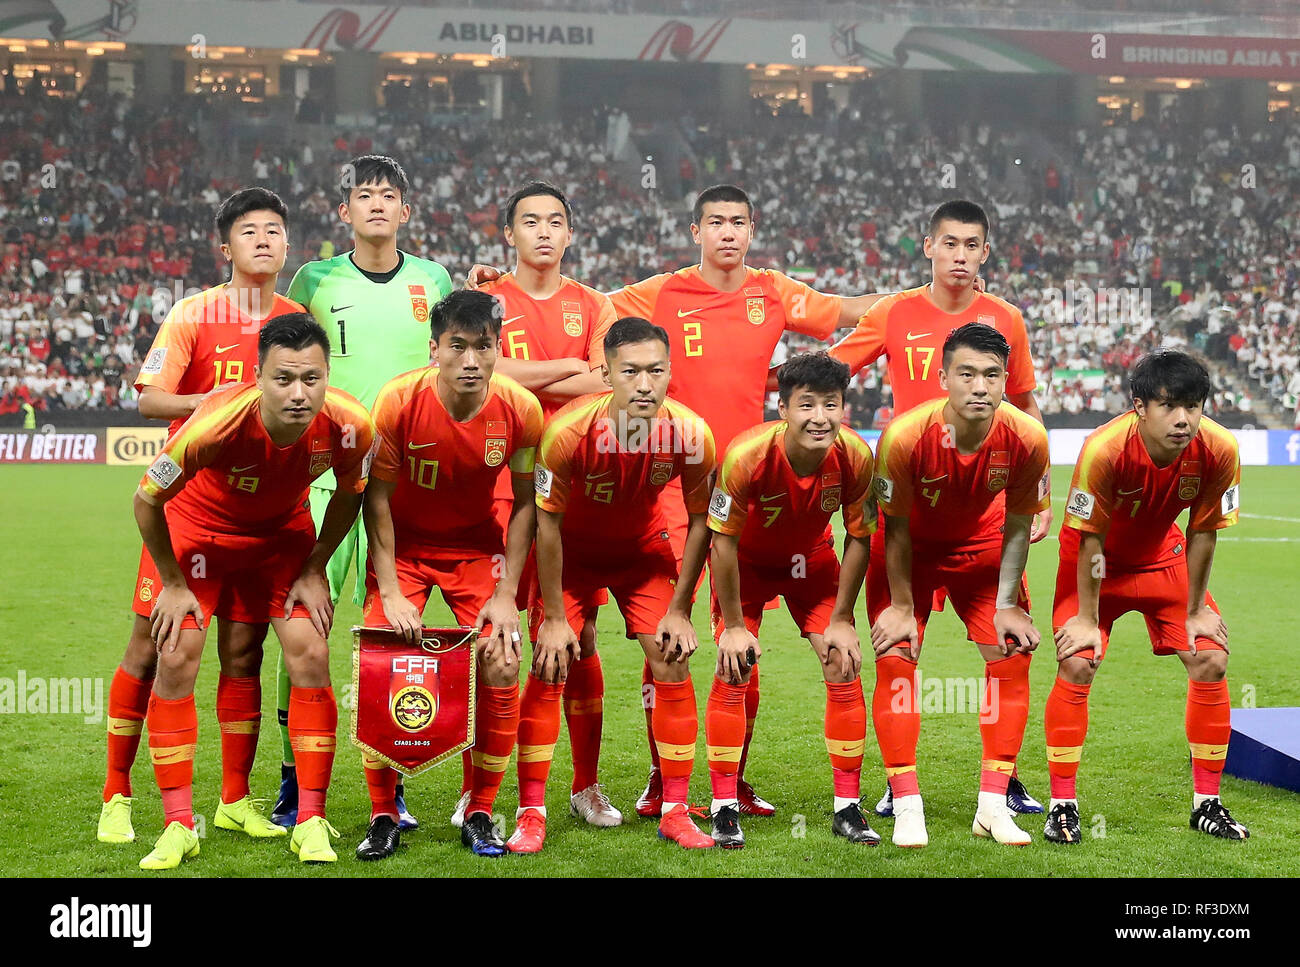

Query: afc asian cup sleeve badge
[[746, 296, 765, 326], [1178, 476, 1201, 501], [820, 486, 842, 512], [987, 466, 1010, 492], [485, 438, 507, 467], [391, 685, 437, 733]]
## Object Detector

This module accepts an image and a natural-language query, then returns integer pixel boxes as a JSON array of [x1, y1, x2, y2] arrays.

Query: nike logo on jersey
[[677, 308, 704, 317], [1117, 487, 1142, 495], [906, 331, 932, 340], [408, 442, 438, 450], [215, 344, 239, 353], [231, 464, 257, 473], [920, 474, 947, 483], [502, 315, 526, 326], [759, 493, 786, 502], [586, 471, 612, 480], [330, 304, 353, 313]]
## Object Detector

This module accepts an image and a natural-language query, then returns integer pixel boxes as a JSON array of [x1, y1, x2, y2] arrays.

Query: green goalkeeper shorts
[[308, 485, 367, 607]]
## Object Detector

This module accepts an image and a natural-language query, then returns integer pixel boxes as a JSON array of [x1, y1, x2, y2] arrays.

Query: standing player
[[869, 324, 1050, 847], [98, 187, 302, 845], [520, 317, 717, 851], [480, 182, 622, 830], [706, 353, 879, 848], [827, 199, 1050, 818], [358, 291, 543, 859], [133, 314, 374, 868], [276, 155, 453, 828], [1046, 350, 1248, 843]]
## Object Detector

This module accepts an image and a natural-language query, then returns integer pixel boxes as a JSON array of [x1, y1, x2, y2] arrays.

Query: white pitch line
[[1240, 513, 1300, 524]]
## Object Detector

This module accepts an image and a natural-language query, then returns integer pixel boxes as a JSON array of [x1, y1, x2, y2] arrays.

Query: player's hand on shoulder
[[1054, 615, 1102, 664], [870, 603, 919, 659], [379, 589, 422, 644], [716, 626, 759, 684], [150, 585, 205, 654], [657, 610, 698, 664], [534, 616, 579, 684], [285, 566, 334, 638], [1185, 608, 1229, 655], [995, 606, 1040, 656], [464, 264, 502, 290], [822, 619, 862, 678]]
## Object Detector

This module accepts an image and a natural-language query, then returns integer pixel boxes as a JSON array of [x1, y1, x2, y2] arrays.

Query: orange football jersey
[[370, 368, 544, 557], [138, 383, 374, 535], [708, 422, 877, 566], [874, 397, 1050, 552], [1060, 412, 1239, 572], [611, 265, 840, 454]]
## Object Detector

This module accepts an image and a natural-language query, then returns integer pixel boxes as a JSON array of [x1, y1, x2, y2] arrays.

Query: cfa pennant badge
[[485, 438, 507, 467], [351, 626, 476, 775], [821, 486, 842, 512], [562, 301, 583, 337], [746, 296, 765, 326], [650, 458, 674, 486], [988, 466, 1010, 492], [1179, 475, 1201, 500]]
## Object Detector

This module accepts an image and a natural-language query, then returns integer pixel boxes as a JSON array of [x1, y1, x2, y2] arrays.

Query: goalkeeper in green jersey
[[271, 155, 452, 828]]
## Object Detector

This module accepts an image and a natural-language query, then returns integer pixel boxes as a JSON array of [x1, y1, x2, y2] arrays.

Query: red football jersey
[[1060, 412, 1240, 572], [829, 285, 1036, 417], [139, 383, 374, 535], [535, 393, 716, 542], [134, 284, 303, 435], [370, 368, 544, 557], [611, 266, 840, 454], [708, 421, 877, 566], [874, 397, 1050, 553]]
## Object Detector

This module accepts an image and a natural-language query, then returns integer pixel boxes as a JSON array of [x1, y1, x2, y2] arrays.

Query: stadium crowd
[[1, 80, 1296, 426]]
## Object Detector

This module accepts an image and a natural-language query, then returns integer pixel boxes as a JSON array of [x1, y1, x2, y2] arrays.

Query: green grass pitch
[[1, 465, 1297, 877]]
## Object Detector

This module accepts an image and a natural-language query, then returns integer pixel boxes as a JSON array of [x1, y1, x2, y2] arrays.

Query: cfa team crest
[[1179, 476, 1201, 500], [409, 284, 429, 324], [821, 486, 841, 512], [309, 452, 332, 476], [987, 466, 1010, 492], [485, 439, 506, 467], [139, 577, 154, 603], [391, 685, 436, 732], [562, 302, 583, 336], [650, 459, 674, 486], [746, 296, 765, 326]]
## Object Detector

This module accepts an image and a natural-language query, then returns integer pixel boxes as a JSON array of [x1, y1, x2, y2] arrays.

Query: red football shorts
[[1051, 554, 1223, 661], [866, 540, 1030, 648], [870, 509, 949, 614], [711, 539, 840, 640], [529, 530, 678, 640], [131, 515, 315, 629], [362, 550, 498, 629]]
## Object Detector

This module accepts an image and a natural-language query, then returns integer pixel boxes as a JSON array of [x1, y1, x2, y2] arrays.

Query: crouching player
[[359, 290, 543, 859], [523, 317, 716, 851], [1047, 350, 1248, 843], [869, 323, 1050, 847], [706, 352, 879, 848], [133, 314, 375, 868]]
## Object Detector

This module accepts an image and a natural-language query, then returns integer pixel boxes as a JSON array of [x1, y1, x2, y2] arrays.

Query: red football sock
[[825, 680, 867, 801], [216, 674, 260, 804], [468, 683, 519, 817], [517, 675, 563, 809], [980, 653, 1030, 795], [642, 660, 660, 769], [1187, 678, 1231, 797], [147, 693, 197, 829], [737, 665, 760, 781], [289, 686, 337, 823], [564, 652, 604, 793], [705, 678, 747, 801], [363, 755, 399, 820], [873, 655, 921, 798], [104, 666, 152, 801], [1044, 677, 1090, 799], [652, 677, 698, 806], [460, 750, 472, 797]]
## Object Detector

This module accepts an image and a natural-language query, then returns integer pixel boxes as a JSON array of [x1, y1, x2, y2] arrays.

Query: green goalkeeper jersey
[[287, 250, 453, 490]]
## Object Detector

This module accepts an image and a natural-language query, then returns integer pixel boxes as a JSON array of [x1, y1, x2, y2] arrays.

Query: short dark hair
[[430, 290, 500, 342], [778, 352, 849, 405], [942, 322, 1009, 369], [604, 317, 669, 358], [340, 155, 410, 204], [215, 187, 288, 245], [504, 181, 572, 228], [692, 184, 753, 225], [258, 313, 330, 366], [1129, 349, 1212, 407], [929, 199, 989, 241]]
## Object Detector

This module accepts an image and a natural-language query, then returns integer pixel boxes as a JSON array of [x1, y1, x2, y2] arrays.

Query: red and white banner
[[350, 625, 476, 777]]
